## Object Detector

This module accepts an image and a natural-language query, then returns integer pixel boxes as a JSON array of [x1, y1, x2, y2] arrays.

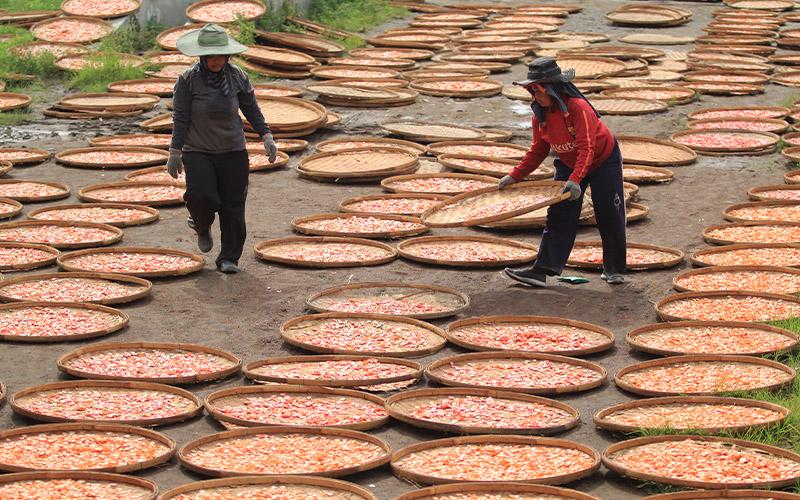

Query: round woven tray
[[688, 117, 788, 134], [783, 146, 800, 163], [603, 435, 800, 490], [254, 236, 396, 268], [0, 271, 151, 304], [627, 319, 798, 356], [427, 141, 528, 159], [0, 147, 50, 165], [671, 128, 777, 155], [409, 77, 503, 98], [28, 203, 159, 228], [78, 181, 184, 206], [61, 0, 141, 18], [723, 200, 800, 223], [107, 78, 174, 97], [567, 241, 684, 270], [602, 86, 696, 104], [680, 81, 765, 96], [251, 96, 328, 134], [57, 246, 204, 278], [688, 106, 790, 120], [138, 113, 173, 132], [255, 30, 345, 57], [59, 92, 158, 111], [656, 290, 800, 322], [398, 235, 537, 267], [242, 45, 315, 68], [426, 351, 606, 395], [619, 33, 695, 45], [386, 387, 580, 435], [703, 221, 800, 245], [316, 137, 425, 156], [58, 341, 240, 384], [0, 220, 122, 250], [588, 96, 667, 115], [89, 134, 171, 149], [0, 242, 59, 271], [645, 490, 800, 499], [10, 379, 201, 426], [204, 385, 388, 431], [616, 135, 697, 166], [395, 483, 599, 500], [381, 173, 498, 195], [690, 242, 800, 267], [381, 121, 486, 142], [391, 434, 600, 486], [623, 165, 674, 183], [160, 476, 376, 500], [684, 69, 770, 85], [306, 282, 469, 319], [616, 354, 796, 396], [31, 16, 113, 43], [186, 0, 265, 22], [291, 213, 427, 239], [0, 92, 31, 112], [0, 197, 22, 220], [554, 56, 627, 79], [438, 154, 553, 179], [244, 355, 422, 387], [298, 147, 419, 182], [748, 184, 800, 201], [55, 146, 168, 169], [0, 301, 127, 343], [0, 422, 174, 473], [421, 180, 568, 228], [281, 312, 446, 358], [445, 315, 614, 356], [310, 65, 401, 80], [595, 396, 788, 435], [339, 193, 448, 217], [0, 471, 157, 499]]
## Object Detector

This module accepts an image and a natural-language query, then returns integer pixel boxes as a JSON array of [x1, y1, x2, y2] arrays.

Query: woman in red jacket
[[501, 57, 626, 287]]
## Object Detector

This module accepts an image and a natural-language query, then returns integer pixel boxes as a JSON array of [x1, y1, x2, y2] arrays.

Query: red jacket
[[510, 97, 615, 184]]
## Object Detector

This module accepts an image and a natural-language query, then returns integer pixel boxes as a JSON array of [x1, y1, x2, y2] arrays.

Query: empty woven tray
[[589, 97, 667, 115], [617, 135, 697, 166]]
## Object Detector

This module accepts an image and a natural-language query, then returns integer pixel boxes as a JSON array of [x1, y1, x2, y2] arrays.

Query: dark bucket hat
[[513, 57, 576, 86]]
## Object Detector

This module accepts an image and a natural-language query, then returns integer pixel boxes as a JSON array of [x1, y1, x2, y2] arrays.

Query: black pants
[[183, 150, 249, 266], [533, 141, 627, 276]]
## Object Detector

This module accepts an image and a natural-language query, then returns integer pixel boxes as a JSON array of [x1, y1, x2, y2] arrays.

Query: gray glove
[[564, 180, 582, 201], [498, 175, 518, 190], [263, 133, 278, 163], [167, 148, 183, 179]]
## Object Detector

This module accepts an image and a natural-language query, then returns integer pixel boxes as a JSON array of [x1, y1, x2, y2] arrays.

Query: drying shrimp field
[[3, 0, 800, 498]]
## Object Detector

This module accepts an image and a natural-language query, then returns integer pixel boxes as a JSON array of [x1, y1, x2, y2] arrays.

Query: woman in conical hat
[[501, 57, 627, 286], [166, 23, 277, 274]]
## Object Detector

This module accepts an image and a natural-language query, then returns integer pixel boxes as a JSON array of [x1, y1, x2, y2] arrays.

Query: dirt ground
[[0, 0, 797, 498]]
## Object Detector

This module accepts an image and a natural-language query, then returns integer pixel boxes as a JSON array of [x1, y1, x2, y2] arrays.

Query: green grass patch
[[308, 0, 407, 33], [0, 0, 60, 11], [101, 17, 163, 54], [68, 52, 148, 92], [782, 93, 799, 109], [258, 0, 298, 32], [231, 17, 257, 46], [0, 28, 59, 81], [0, 109, 32, 126]]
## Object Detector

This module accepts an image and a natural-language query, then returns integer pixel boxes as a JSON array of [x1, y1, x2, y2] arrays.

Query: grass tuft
[[0, 109, 32, 126], [101, 17, 163, 54], [232, 17, 257, 46], [68, 52, 148, 92], [0, 0, 60, 10], [309, 0, 407, 33]]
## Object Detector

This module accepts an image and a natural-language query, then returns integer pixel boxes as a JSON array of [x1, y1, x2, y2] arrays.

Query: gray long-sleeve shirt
[[170, 63, 271, 153]]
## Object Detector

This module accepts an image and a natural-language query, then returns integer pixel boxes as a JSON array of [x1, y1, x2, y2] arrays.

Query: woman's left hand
[[263, 133, 278, 163], [563, 180, 582, 201]]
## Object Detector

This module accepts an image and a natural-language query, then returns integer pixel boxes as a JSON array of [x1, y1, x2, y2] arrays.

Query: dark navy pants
[[532, 141, 627, 276]]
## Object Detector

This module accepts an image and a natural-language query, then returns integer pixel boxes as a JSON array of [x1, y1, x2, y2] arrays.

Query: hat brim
[[176, 29, 247, 56], [513, 68, 576, 86]]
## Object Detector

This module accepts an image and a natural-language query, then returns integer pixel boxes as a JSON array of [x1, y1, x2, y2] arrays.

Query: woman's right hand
[[167, 148, 183, 179], [499, 175, 518, 190]]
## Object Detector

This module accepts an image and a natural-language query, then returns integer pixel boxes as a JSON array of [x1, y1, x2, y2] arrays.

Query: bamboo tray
[[253, 83, 304, 98], [0, 197, 21, 220], [391, 435, 600, 486], [31, 16, 113, 43], [0, 161, 11, 178], [205, 385, 388, 431], [107, 78, 174, 97], [688, 106, 789, 120], [57, 246, 205, 278], [0, 92, 31, 112], [0, 179, 68, 203], [242, 45, 315, 67], [339, 193, 448, 217], [310, 65, 401, 80], [78, 181, 185, 206], [555, 56, 628, 78], [0, 271, 151, 304], [394, 483, 600, 500], [254, 30, 345, 57], [10, 379, 201, 426], [619, 33, 695, 45], [186, 0, 265, 22], [427, 140, 528, 159], [244, 354, 421, 387], [623, 165, 674, 183], [603, 435, 800, 489], [386, 387, 580, 435], [595, 396, 789, 434], [439, 154, 554, 179], [28, 203, 159, 228], [160, 476, 376, 500], [627, 320, 798, 356], [138, 113, 173, 132], [178, 426, 391, 478], [291, 213, 428, 239], [0, 422, 174, 473], [588, 96, 667, 115], [281, 312, 446, 358], [254, 236, 397, 268], [602, 86, 696, 104], [0, 301, 127, 343], [684, 69, 770, 85], [55, 146, 169, 169], [783, 146, 800, 163], [655, 290, 800, 322], [688, 117, 788, 134], [297, 147, 419, 181], [616, 135, 697, 166], [672, 264, 800, 293], [0, 147, 50, 165], [123, 166, 184, 184], [381, 121, 486, 142], [0, 242, 59, 271], [426, 351, 607, 395], [567, 241, 684, 270], [787, 169, 800, 184], [59, 92, 158, 111], [382, 173, 498, 195], [0, 220, 122, 250], [58, 341, 241, 384], [645, 490, 800, 499], [61, 0, 141, 18], [421, 181, 568, 228], [398, 235, 537, 267], [703, 221, 800, 245], [690, 242, 800, 267], [89, 133, 171, 149], [0, 471, 157, 499], [445, 315, 614, 356], [679, 81, 765, 96], [723, 200, 800, 223], [316, 137, 426, 156], [409, 77, 503, 98], [306, 282, 469, 319]]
